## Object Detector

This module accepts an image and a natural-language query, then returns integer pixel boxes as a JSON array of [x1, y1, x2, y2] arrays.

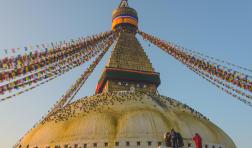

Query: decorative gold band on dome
[[112, 7, 138, 20], [112, 16, 138, 30]]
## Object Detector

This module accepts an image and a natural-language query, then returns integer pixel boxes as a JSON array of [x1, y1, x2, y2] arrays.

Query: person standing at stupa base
[[193, 133, 203, 148], [162, 129, 184, 148]]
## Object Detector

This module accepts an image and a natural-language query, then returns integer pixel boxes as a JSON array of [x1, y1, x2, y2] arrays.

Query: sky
[[0, 0, 251, 147]]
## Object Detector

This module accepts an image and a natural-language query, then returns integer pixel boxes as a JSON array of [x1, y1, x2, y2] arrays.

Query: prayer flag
[[11, 48, 15, 53]]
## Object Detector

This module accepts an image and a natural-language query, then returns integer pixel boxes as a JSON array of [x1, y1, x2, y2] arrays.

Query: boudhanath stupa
[[18, 1, 236, 148]]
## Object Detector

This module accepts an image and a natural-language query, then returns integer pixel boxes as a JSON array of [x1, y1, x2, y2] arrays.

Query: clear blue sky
[[0, 0, 251, 147]]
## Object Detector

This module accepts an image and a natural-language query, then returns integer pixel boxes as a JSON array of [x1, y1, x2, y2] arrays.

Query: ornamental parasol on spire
[[119, 0, 129, 7]]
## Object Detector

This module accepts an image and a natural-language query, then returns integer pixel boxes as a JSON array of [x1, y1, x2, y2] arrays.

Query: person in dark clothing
[[164, 129, 184, 148], [170, 129, 179, 148], [176, 132, 184, 147]]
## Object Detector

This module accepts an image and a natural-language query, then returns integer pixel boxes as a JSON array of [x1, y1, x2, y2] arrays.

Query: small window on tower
[[83, 144, 87, 148], [126, 141, 130, 146], [93, 143, 97, 147], [148, 141, 152, 146], [137, 141, 141, 146], [104, 142, 108, 147], [115, 142, 119, 146]]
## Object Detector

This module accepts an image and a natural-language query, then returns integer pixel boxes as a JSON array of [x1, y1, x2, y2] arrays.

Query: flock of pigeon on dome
[[0, 0, 251, 148], [42, 92, 207, 124]]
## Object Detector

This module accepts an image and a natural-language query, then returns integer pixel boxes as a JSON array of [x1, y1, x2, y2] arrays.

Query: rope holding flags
[[0, 31, 114, 83], [0, 38, 107, 95], [0, 31, 117, 102], [138, 30, 252, 108], [187, 65, 252, 107], [168, 42, 252, 74], [0, 31, 113, 60]]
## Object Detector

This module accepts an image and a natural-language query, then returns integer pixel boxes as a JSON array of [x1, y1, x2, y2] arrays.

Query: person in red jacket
[[193, 133, 202, 148]]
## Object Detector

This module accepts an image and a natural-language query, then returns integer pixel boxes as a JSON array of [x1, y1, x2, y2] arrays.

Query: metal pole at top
[[119, 0, 129, 7]]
